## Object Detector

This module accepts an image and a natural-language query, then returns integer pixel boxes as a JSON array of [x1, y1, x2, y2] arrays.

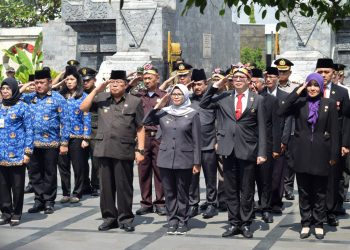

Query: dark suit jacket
[[277, 91, 339, 176], [143, 109, 201, 169], [200, 86, 267, 161]]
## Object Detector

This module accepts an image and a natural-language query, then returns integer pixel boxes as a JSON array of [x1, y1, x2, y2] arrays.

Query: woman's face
[[0, 85, 12, 100], [306, 80, 321, 98], [65, 75, 78, 91], [171, 88, 185, 106]]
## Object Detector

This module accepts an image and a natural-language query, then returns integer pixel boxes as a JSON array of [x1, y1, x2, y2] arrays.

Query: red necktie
[[324, 86, 327, 98], [236, 94, 244, 120]]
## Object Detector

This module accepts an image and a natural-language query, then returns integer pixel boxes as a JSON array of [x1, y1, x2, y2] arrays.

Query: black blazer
[[200, 86, 267, 161], [277, 90, 339, 176]]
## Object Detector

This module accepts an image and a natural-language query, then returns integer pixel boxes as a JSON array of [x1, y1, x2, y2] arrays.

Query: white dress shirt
[[324, 82, 332, 98], [267, 87, 278, 97], [235, 88, 250, 114]]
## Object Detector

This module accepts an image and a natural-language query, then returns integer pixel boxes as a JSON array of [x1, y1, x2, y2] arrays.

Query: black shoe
[[241, 226, 253, 238], [285, 192, 295, 200], [222, 225, 240, 237], [300, 227, 311, 239], [176, 225, 188, 235], [28, 204, 44, 213], [82, 186, 92, 195], [199, 201, 209, 211], [136, 206, 153, 215], [327, 216, 339, 226], [155, 206, 167, 216], [10, 219, 20, 227], [0, 217, 10, 225], [98, 220, 119, 231], [202, 205, 218, 219], [120, 223, 135, 232], [24, 184, 34, 194], [44, 206, 54, 214], [187, 205, 199, 218], [91, 188, 99, 197], [262, 212, 273, 223], [167, 225, 177, 235]]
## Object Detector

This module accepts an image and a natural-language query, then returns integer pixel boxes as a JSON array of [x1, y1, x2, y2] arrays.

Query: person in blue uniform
[[0, 78, 33, 226], [58, 66, 91, 203], [22, 70, 70, 214]]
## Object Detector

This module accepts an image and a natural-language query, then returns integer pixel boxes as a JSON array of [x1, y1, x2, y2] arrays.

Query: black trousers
[[58, 138, 89, 198], [99, 157, 134, 224], [224, 152, 255, 227], [83, 138, 100, 190], [271, 155, 286, 210], [160, 167, 192, 227], [0, 166, 25, 220], [217, 156, 226, 206], [189, 149, 218, 206], [255, 154, 273, 212], [29, 147, 59, 206], [296, 173, 327, 228], [283, 149, 295, 194]]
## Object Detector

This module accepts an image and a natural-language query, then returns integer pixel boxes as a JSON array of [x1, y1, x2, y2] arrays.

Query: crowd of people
[[0, 57, 349, 240]]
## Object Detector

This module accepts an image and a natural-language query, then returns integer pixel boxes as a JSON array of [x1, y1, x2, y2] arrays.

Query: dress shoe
[[120, 223, 135, 232], [60, 196, 70, 204], [155, 206, 167, 216], [10, 219, 20, 227], [70, 197, 80, 203], [187, 205, 199, 218], [167, 225, 177, 235], [176, 225, 188, 235], [44, 206, 54, 214], [285, 192, 295, 200], [0, 217, 10, 225], [327, 215, 339, 226], [28, 204, 44, 213], [136, 206, 153, 215], [199, 201, 209, 211], [91, 188, 99, 197], [300, 227, 311, 239], [202, 205, 218, 219], [24, 184, 34, 194], [241, 226, 253, 238], [315, 228, 324, 240], [98, 220, 119, 231], [262, 212, 273, 223], [222, 225, 240, 237]]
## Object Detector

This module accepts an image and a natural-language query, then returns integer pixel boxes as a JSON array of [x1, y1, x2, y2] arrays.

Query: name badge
[[0, 118, 4, 128]]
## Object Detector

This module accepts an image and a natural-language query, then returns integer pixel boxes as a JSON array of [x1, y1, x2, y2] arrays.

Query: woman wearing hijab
[[277, 73, 339, 239], [143, 84, 201, 235], [0, 78, 33, 226], [58, 66, 91, 203]]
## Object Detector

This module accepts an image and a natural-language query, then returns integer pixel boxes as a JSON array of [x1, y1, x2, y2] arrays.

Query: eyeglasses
[[171, 93, 184, 97], [232, 76, 248, 80]]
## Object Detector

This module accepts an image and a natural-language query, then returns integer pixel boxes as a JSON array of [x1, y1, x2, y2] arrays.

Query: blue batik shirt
[[22, 91, 70, 148], [65, 92, 91, 139], [0, 101, 34, 166]]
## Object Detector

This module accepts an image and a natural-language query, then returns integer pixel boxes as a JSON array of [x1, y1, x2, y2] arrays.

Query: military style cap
[[274, 58, 294, 71], [212, 68, 225, 80], [143, 63, 158, 75], [251, 68, 263, 78], [174, 63, 192, 75], [136, 67, 144, 74], [35, 70, 51, 80], [265, 67, 279, 76], [191, 69, 207, 81], [110, 70, 127, 80], [79, 67, 97, 81], [6, 67, 15, 73], [316, 58, 334, 69], [67, 59, 80, 67]]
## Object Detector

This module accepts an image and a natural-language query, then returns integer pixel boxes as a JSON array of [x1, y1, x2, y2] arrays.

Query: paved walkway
[[1, 169, 350, 250]]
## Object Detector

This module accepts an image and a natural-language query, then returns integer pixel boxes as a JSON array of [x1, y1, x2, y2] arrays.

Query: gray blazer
[[200, 86, 267, 161], [143, 109, 201, 169]]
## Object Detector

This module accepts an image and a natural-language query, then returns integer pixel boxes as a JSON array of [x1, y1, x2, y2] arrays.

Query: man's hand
[[281, 143, 287, 154], [329, 160, 336, 166], [341, 147, 349, 156], [135, 152, 144, 165], [193, 164, 201, 174], [81, 140, 89, 148], [272, 152, 280, 160], [23, 155, 30, 164], [59, 145, 68, 155], [213, 75, 228, 89], [95, 80, 110, 94], [257, 156, 267, 165]]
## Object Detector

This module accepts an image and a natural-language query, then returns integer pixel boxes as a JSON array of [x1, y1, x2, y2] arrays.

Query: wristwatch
[[135, 148, 145, 155]]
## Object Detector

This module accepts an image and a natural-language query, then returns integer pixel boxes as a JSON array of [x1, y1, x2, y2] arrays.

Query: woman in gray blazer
[[143, 84, 201, 235]]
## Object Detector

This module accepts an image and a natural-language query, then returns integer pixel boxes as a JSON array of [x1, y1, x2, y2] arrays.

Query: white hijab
[[162, 84, 195, 116]]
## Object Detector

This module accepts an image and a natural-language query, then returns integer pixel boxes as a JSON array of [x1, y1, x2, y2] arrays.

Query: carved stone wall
[[62, 0, 115, 21]]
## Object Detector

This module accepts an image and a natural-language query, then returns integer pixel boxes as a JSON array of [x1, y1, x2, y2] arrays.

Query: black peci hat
[[265, 67, 279, 76], [251, 68, 263, 78], [110, 70, 127, 80], [28, 74, 35, 82], [191, 69, 207, 81], [35, 70, 51, 80], [316, 58, 334, 69]]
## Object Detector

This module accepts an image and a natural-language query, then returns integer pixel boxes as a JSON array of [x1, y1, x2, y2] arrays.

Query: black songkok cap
[[251, 68, 263, 78], [265, 67, 279, 76], [316, 58, 335, 69], [35, 70, 51, 80], [191, 69, 207, 81], [110, 70, 127, 80]]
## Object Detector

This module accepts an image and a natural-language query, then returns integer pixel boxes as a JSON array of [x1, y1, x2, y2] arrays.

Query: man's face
[[35, 78, 51, 95], [316, 68, 334, 85], [339, 74, 345, 84], [250, 77, 264, 92], [232, 73, 249, 92], [143, 73, 159, 90], [332, 71, 339, 84], [83, 78, 96, 90], [192, 80, 207, 96], [6, 72, 15, 78], [278, 70, 291, 82], [265, 74, 278, 90], [177, 73, 191, 85], [109, 79, 127, 96]]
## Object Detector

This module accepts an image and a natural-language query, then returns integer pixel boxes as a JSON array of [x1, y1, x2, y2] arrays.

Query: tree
[[240, 47, 265, 71], [249, 2, 256, 24], [0, 0, 61, 27]]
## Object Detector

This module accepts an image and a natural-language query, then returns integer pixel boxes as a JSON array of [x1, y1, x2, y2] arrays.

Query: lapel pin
[[332, 91, 335, 95], [250, 97, 254, 102]]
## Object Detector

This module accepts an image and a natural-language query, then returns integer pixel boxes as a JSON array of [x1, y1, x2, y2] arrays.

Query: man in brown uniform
[[80, 70, 145, 232]]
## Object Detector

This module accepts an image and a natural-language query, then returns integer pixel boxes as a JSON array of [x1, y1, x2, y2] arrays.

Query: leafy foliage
[[0, 0, 61, 27], [240, 47, 266, 71], [0, 64, 4, 82]]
